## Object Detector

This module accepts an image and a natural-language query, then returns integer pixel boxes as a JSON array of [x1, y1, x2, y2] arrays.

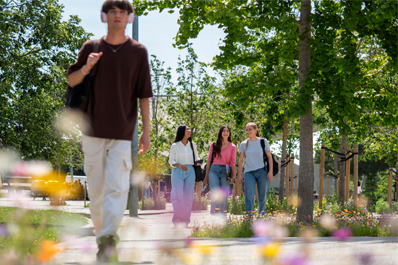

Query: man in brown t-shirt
[[67, 0, 152, 262]]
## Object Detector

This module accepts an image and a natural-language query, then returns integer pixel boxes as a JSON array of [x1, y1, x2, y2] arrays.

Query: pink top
[[207, 142, 237, 167]]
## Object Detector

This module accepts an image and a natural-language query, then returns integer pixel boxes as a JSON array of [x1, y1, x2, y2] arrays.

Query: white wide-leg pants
[[81, 135, 132, 244]]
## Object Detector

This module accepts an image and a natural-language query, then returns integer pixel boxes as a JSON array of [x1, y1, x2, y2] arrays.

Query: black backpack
[[260, 138, 279, 176], [65, 40, 100, 112]]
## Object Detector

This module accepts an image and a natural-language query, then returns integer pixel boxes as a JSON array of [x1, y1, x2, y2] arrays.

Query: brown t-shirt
[[68, 37, 153, 141]]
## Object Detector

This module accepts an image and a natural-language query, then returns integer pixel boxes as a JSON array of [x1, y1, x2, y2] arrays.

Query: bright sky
[[59, 0, 225, 83]]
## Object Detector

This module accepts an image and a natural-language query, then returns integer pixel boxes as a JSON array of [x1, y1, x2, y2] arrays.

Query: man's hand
[[180, 165, 188, 172], [138, 131, 150, 154], [85, 52, 103, 71]]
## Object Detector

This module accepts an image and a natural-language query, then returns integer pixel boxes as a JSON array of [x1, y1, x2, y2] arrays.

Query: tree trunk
[[396, 148, 398, 201], [338, 135, 347, 204], [279, 120, 288, 201], [296, 0, 314, 222]]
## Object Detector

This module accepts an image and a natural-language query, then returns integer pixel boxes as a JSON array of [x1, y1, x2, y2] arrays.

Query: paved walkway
[[54, 212, 398, 265], [1, 191, 398, 265]]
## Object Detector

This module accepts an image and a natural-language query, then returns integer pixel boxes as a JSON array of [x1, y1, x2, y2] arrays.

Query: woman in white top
[[169, 125, 200, 227], [237, 122, 273, 215]]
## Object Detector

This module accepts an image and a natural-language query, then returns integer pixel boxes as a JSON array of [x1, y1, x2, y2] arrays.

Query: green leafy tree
[[138, 56, 174, 176], [134, 0, 397, 220], [0, 0, 92, 169]]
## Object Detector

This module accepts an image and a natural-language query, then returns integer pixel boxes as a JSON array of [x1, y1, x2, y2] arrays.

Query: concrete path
[[54, 211, 398, 265], [1, 191, 398, 265]]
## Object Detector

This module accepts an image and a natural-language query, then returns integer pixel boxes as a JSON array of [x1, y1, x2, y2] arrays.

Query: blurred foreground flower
[[333, 227, 352, 241], [281, 254, 311, 265], [191, 242, 217, 255], [252, 220, 287, 240], [258, 242, 281, 259], [211, 188, 227, 203], [356, 253, 373, 265], [319, 214, 335, 230], [131, 171, 147, 187], [37, 240, 61, 262], [55, 109, 91, 135], [0, 149, 19, 173], [0, 224, 9, 237]]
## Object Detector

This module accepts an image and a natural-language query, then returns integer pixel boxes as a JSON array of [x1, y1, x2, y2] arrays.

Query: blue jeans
[[144, 189, 150, 199], [208, 165, 230, 214], [244, 167, 269, 214], [171, 165, 195, 224]]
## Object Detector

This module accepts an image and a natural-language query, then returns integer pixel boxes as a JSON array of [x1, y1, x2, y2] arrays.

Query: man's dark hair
[[102, 0, 134, 14]]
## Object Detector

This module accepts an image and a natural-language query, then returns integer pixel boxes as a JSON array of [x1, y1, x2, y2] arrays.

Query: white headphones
[[101, 8, 135, 24]]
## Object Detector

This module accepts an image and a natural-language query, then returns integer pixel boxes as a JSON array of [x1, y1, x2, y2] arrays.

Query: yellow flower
[[259, 242, 281, 259], [344, 209, 348, 212]]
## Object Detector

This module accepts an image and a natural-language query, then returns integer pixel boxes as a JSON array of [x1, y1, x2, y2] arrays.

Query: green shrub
[[192, 195, 209, 211], [138, 198, 167, 210], [375, 199, 390, 214]]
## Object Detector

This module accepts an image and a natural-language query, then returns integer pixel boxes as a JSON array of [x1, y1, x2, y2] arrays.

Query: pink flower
[[333, 227, 352, 241]]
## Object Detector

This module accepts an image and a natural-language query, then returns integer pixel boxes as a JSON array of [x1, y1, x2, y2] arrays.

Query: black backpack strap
[[87, 39, 100, 114], [89, 40, 100, 79], [260, 138, 267, 170]]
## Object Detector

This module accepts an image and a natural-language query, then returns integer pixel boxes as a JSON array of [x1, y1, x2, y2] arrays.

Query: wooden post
[[84, 181, 87, 207], [345, 145, 351, 201], [285, 154, 290, 199], [326, 173, 329, 198], [236, 180, 242, 198], [290, 153, 294, 197], [141, 185, 144, 210], [319, 144, 325, 209], [294, 173, 298, 196], [195, 182, 201, 202], [353, 144, 359, 208], [388, 169, 393, 207], [157, 179, 160, 205], [337, 173, 340, 196]]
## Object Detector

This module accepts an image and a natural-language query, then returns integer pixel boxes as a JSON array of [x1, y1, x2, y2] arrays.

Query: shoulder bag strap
[[89, 40, 100, 79], [260, 138, 267, 170], [190, 140, 196, 164], [87, 39, 100, 114]]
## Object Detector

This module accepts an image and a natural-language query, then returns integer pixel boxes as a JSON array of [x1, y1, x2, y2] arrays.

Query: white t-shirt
[[169, 140, 199, 167], [358, 186, 362, 195], [239, 138, 270, 173]]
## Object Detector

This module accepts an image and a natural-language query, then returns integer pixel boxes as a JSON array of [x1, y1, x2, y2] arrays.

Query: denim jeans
[[144, 189, 150, 199], [171, 165, 195, 224], [208, 165, 230, 214], [244, 167, 269, 214]]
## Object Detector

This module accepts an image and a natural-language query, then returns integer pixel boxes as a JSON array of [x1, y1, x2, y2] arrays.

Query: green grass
[[0, 207, 88, 255]]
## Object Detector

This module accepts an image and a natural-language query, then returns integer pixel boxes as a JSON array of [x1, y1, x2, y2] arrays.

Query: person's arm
[[68, 52, 103, 88], [266, 150, 273, 183], [138, 98, 150, 154], [204, 143, 213, 186], [237, 152, 245, 184], [229, 145, 237, 184]]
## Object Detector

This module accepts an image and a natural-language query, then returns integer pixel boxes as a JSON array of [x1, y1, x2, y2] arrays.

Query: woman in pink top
[[203, 126, 237, 214]]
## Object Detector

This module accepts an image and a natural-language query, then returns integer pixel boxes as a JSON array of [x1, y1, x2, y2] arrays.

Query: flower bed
[[192, 195, 398, 238]]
